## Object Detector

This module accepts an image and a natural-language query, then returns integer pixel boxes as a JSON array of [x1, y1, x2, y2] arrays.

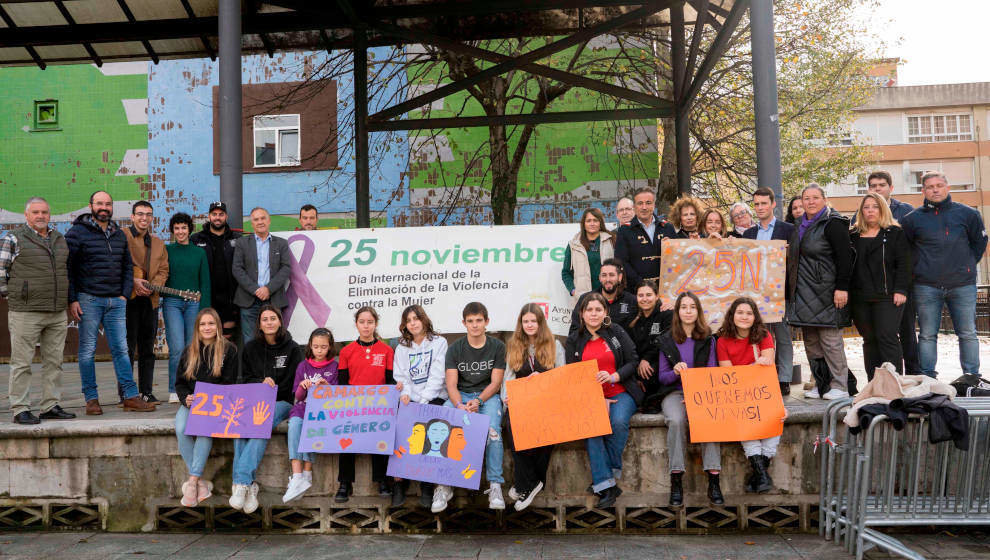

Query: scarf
[[307, 358, 332, 368], [798, 208, 827, 241]]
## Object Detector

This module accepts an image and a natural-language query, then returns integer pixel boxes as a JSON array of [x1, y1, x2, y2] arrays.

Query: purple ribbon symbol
[[283, 234, 332, 328]]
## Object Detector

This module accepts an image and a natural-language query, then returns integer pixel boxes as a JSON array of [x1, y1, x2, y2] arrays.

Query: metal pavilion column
[[750, 0, 784, 217], [354, 29, 370, 228], [219, 0, 243, 228]]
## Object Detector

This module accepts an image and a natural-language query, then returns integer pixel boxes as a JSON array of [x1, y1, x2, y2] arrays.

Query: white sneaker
[[282, 473, 311, 503], [514, 481, 543, 512], [431, 484, 452, 513], [243, 482, 260, 514], [804, 389, 822, 399], [302, 470, 313, 484], [229, 483, 247, 510], [507, 486, 519, 501], [168, 393, 179, 404], [822, 388, 850, 400], [486, 482, 505, 510]]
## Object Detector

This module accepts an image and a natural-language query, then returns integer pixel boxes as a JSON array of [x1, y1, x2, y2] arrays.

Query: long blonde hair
[[507, 303, 556, 372], [852, 192, 898, 234], [182, 308, 231, 379]]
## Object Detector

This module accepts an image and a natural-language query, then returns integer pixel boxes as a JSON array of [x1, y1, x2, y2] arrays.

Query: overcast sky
[[865, 0, 990, 85]]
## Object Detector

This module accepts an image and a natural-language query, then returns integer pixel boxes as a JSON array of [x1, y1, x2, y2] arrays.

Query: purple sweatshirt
[[290, 357, 340, 420], [657, 338, 718, 389]]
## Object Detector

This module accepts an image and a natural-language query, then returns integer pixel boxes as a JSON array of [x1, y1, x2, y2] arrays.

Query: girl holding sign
[[656, 291, 723, 507], [393, 305, 448, 507], [716, 297, 783, 494], [335, 306, 396, 503], [231, 305, 304, 513], [283, 328, 339, 503], [503, 303, 566, 511], [565, 292, 640, 508], [174, 308, 238, 507]]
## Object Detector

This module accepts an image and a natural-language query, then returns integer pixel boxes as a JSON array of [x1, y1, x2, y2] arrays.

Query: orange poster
[[659, 238, 786, 328], [506, 360, 612, 450], [679, 364, 785, 443]]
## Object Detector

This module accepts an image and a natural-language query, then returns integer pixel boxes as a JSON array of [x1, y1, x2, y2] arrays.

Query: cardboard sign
[[679, 364, 785, 443], [298, 385, 400, 454], [505, 360, 612, 450], [183, 382, 278, 439], [659, 238, 786, 328], [386, 403, 489, 490]]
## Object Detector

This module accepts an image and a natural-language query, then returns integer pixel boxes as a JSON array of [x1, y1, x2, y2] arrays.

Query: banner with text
[[659, 238, 786, 328], [298, 385, 400, 454], [679, 365, 785, 443], [278, 225, 577, 340], [183, 382, 278, 439]]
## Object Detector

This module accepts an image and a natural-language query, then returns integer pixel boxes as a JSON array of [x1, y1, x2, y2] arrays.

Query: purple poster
[[182, 382, 278, 439], [386, 403, 488, 490], [298, 385, 400, 454]]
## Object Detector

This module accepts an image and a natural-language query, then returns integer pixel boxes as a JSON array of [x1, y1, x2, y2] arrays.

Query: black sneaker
[[334, 482, 352, 503], [595, 485, 622, 508], [142, 393, 160, 404], [39, 405, 76, 420]]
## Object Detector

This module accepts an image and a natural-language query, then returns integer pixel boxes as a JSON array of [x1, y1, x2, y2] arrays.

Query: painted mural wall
[[1, 46, 659, 232]]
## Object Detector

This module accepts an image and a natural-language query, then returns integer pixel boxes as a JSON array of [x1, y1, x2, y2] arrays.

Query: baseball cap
[[209, 201, 228, 213]]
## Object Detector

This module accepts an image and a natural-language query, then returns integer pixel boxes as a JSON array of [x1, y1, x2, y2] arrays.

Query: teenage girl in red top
[[334, 306, 397, 503], [564, 292, 640, 509], [715, 296, 786, 494]]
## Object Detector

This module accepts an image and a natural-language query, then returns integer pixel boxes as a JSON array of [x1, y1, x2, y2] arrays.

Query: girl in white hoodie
[[391, 304, 449, 506]]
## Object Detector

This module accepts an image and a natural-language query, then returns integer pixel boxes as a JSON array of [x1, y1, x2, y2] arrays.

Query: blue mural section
[[147, 50, 409, 232]]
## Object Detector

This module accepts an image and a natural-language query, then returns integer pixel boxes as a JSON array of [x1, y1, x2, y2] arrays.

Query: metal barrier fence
[[819, 397, 990, 560]]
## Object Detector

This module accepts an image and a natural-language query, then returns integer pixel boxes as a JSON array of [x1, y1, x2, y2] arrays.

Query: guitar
[[134, 269, 201, 302]]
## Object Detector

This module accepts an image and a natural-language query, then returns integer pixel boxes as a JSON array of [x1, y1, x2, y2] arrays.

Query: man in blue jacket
[[66, 191, 155, 415], [614, 187, 676, 292], [744, 187, 797, 394], [901, 171, 988, 378]]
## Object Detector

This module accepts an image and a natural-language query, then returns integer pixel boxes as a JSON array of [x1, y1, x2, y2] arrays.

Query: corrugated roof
[[0, 0, 736, 68]]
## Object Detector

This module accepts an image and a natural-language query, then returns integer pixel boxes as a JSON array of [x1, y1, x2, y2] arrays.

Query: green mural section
[[0, 64, 147, 218], [406, 39, 660, 196]]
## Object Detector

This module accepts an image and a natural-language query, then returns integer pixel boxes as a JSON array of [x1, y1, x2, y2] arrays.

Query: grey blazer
[[231, 233, 292, 309]]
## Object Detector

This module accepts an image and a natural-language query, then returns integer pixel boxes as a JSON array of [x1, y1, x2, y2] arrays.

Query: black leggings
[[851, 298, 905, 378]]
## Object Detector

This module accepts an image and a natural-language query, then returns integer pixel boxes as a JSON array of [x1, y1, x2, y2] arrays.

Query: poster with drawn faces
[[387, 403, 488, 490]]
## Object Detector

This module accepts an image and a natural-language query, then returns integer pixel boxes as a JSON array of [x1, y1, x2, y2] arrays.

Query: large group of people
[[0, 170, 985, 512]]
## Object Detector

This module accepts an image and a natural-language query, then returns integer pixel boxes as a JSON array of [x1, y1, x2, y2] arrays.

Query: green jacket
[[6, 225, 69, 312]]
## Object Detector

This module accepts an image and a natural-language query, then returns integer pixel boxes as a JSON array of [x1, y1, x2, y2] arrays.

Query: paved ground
[[1, 531, 988, 559]]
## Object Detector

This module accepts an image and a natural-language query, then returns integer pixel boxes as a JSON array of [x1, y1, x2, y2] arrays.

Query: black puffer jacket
[[627, 306, 673, 367], [564, 324, 642, 405], [786, 208, 854, 328], [241, 333, 304, 403], [65, 213, 132, 302], [849, 226, 912, 301]]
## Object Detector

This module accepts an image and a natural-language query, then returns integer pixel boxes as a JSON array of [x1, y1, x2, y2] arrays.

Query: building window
[[32, 99, 60, 131], [907, 159, 975, 192], [253, 114, 300, 167], [906, 114, 972, 143]]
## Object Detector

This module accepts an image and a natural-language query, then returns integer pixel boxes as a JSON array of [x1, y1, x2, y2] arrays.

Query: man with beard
[[66, 191, 155, 415], [569, 258, 638, 335], [191, 201, 242, 340]]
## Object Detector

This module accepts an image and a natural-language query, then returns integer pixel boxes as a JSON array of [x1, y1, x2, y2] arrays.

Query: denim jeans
[[585, 391, 637, 492], [77, 293, 138, 402], [287, 416, 314, 463], [915, 284, 980, 376], [232, 400, 292, 485], [444, 391, 504, 484], [240, 300, 264, 346], [163, 297, 200, 394], [175, 404, 213, 477]]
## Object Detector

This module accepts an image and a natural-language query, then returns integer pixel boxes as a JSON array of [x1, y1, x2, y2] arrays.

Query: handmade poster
[[297, 384, 400, 454], [386, 403, 488, 490], [659, 238, 786, 328], [679, 365, 785, 443], [183, 382, 278, 439], [506, 360, 612, 450]]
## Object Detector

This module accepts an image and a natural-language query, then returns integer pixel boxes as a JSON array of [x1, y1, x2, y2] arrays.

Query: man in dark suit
[[744, 187, 796, 395], [232, 207, 293, 344], [614, 187, 676, 292]]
